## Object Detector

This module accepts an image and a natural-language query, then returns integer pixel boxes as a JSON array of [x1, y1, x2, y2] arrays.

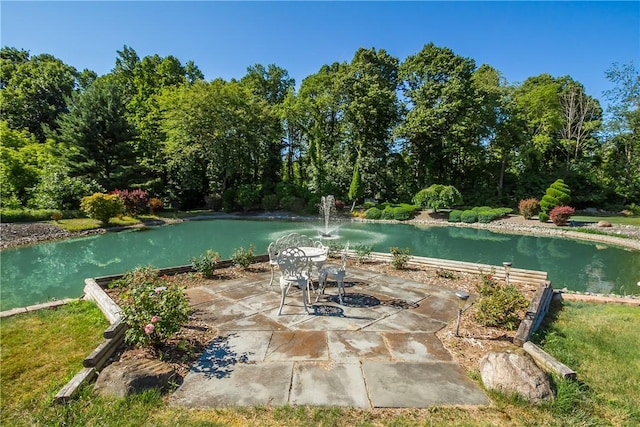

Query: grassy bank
[[1, 301, 638, 426]]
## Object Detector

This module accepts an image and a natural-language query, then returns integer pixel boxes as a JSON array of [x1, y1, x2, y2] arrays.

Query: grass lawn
[[571, 215, 640, 226], [1, 301, 638, 426], [53, 216, 141, 232]]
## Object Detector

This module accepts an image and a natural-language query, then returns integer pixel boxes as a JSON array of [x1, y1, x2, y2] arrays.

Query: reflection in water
[[1, 219, 639, 310]]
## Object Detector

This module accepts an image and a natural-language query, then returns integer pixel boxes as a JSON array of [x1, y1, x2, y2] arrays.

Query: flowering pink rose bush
[[111, 266, 190, 348]]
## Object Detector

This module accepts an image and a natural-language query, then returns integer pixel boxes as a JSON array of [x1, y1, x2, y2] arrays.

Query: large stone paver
[[362, 362, 490, 408], [291, 362, 369, 408], [170, 267, 489, 409], [171, 362, 293, 407]]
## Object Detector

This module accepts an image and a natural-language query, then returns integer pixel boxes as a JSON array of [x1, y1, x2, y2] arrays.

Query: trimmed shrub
[[80, 193, 124, 226], [519, 198, 540, 220], [540, 179, 571, 214], [550, 205, 575, 226], [539, 212, 549, 223], [460, 210, 478, 223], [448, 210, 462, 222], [365, 207, 382, 219]]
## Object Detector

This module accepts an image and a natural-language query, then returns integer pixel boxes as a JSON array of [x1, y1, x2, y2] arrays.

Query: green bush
[[519, 198, 540, 219], [261, 194, 279, 211], [113, 266, 190, 348], [365, 207, 382, 219], [31, 166, 103, 211], [540, 179, 571, 214], [235, 184, 262, 211], [539, 212, 549, 223], [389, 246, 411, 269], [477, 208, 511, 223], [222, 188, 236, 212], [190, 250, 220, 278], [353, 243, 373, 263], [413, 184, 463, 212], [473, 206, 493, 213], [391, 207, 412, 221], [0, 208, 63, 222], [460, 210, 478, 223], [474, 275, 528, 330], [279, 195, 306, 213], [448, 210, 463, 222], [231, 244, 255, 269], [80, 193, 124, 226]]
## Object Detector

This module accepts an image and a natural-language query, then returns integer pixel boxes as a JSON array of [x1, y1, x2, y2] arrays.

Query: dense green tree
[[241, 64, 294, 191], [344, 48, 401, 200], [296, 62, 349, 194], [397, 43, 482, 191], [109, 46, 205, 193], [56, 76, 135, 189], [0, 122, 58, 207], [159, 79, 277, 208], [600, 62, 640, 205], [0, 48, 78, 141]]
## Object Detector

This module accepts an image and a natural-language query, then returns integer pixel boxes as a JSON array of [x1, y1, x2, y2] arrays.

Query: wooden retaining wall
[[361, 251, 548, 285]]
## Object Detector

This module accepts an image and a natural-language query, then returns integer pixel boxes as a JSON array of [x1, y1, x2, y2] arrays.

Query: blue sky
[[1, 1, 638, 106]]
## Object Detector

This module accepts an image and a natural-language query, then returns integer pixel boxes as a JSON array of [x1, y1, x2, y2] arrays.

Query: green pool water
[[1, 219, 638, 310]]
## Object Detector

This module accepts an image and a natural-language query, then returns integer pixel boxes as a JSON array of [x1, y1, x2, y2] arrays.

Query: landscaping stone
[[479, 350, 553, 404], [597, 220, 612, 227], [93, 358, 176, 398]]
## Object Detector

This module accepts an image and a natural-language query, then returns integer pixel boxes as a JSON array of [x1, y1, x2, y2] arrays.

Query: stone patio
[[169, 267, 489, 408]]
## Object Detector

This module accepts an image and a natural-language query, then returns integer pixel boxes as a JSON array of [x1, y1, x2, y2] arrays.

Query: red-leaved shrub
[[111, 189, 149, 215], [549, 205, 575, 226], [518, 198, 540, 220]]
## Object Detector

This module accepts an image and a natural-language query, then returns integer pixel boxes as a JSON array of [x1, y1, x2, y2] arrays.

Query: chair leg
[[315, 272, 327, 302], [269, 265, 275, 286], [301, 288, 309, 314], [337, 272, 345, 305], [277, 283, 289, 315]]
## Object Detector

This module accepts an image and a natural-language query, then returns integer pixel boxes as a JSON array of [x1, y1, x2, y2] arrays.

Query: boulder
[[93, 358, 176, 398], [479, 350, 553, 404], [597, 221, 612, 228]]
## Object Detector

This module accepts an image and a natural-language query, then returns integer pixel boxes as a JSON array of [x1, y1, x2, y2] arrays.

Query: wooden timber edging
[[523, 341, 577, 380], [55, 261, 215, 403], [514, 281, 554, 346]]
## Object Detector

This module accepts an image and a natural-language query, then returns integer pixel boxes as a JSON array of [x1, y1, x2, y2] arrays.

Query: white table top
[[297, 246, 328, 260]]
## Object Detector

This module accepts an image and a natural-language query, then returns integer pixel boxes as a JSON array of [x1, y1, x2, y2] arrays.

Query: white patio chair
[[316, 242, 349, 304], [277, 247, 313, 315]]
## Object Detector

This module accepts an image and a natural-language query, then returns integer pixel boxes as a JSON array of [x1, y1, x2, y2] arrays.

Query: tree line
[[1, 44, 638, 214]]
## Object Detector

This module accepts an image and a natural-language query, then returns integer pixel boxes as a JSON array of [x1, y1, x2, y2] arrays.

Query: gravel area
[[0, 222, 105, 249]]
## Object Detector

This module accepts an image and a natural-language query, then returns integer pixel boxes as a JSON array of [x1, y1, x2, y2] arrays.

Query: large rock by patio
[[479, 350, 553, 404], [93, 358, 176, 398], [597, 220, 612, 228]]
